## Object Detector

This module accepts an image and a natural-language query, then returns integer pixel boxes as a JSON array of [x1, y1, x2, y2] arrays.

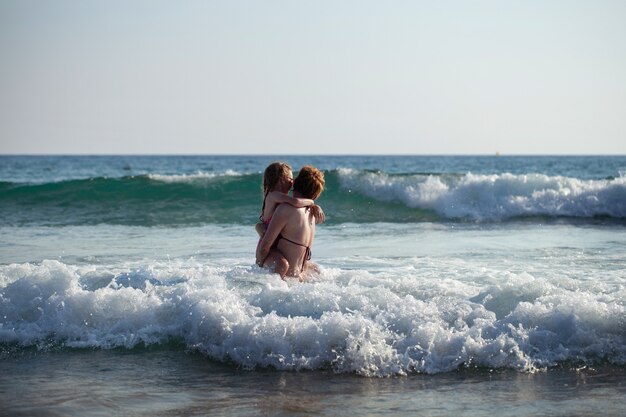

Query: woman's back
[[274, 205, 315, 276]]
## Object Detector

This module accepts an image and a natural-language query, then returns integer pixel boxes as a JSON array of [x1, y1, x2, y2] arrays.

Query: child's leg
[[305, 261, 320, 275], [259, 250, 289, 278], [255, 222, 267, 237], [299, 261, 320, 282]]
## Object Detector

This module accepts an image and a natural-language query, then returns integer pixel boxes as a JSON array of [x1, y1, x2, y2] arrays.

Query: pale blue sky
[[1, 0, 625, 154]]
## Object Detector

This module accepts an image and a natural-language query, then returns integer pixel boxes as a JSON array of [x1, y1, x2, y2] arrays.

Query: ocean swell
[[1, 170, 625, 226]]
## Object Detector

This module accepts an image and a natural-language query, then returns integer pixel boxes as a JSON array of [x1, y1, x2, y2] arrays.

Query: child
[[255, 162, 324, 238]]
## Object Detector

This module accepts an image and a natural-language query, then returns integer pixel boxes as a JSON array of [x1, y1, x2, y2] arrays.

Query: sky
[[1, 0, 625, 155]]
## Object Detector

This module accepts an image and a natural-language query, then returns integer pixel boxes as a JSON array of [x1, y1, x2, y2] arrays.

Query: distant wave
[[1, 170, 625, 226], [147, 170, 243, 183], [0, 173, 263, 226], [1, 260, 624, 376], [337, 169, 626, 221]]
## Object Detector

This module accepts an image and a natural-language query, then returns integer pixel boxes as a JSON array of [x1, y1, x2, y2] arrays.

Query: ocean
[[1, 155, 625, 416]]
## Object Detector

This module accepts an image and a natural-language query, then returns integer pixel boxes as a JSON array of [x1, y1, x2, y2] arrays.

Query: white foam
[[148, 170, 242, 183], [1, 260, 624, 376], [337, 169, 626, 220]]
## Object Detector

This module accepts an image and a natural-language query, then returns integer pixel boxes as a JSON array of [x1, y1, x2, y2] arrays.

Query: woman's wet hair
[[262, 162, 292, 195], [293, 166, 325, 200]]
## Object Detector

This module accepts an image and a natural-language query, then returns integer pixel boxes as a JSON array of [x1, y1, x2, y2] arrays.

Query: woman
[[256, 165, 325, 280]]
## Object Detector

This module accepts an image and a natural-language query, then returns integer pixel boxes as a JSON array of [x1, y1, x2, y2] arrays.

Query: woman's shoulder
[[274, 202, 307, 219], [274, 201, 296, 213]]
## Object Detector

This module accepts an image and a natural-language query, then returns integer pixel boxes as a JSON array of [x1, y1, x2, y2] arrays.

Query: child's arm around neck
[[267, 190, 314, 208]]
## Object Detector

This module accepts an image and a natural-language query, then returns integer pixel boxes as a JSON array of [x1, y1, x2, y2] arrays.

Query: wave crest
[[337, 169, 626, 221], [148, 170, 243, 183]]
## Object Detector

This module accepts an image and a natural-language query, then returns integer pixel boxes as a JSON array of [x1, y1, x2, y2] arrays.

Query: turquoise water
[[2, 155, 625, 226], [1, 155, 625, 415]]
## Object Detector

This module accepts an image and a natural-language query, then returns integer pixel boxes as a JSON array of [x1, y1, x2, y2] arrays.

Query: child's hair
[[293, 165, 325, 200], [262, 162, 292, 195]]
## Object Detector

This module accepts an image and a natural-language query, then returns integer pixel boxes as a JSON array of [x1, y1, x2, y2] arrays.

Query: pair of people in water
[[255, 162, 325, 280]]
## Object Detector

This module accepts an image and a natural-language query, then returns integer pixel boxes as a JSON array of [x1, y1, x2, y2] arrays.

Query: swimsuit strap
[[276, 234, 312, 270], [277, 234, 308, 249]]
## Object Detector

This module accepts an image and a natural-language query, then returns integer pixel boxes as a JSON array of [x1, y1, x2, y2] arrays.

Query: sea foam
[[148, 170, 242, 183], [1, 260, 624, 376], [337, 169, 626, 220]]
